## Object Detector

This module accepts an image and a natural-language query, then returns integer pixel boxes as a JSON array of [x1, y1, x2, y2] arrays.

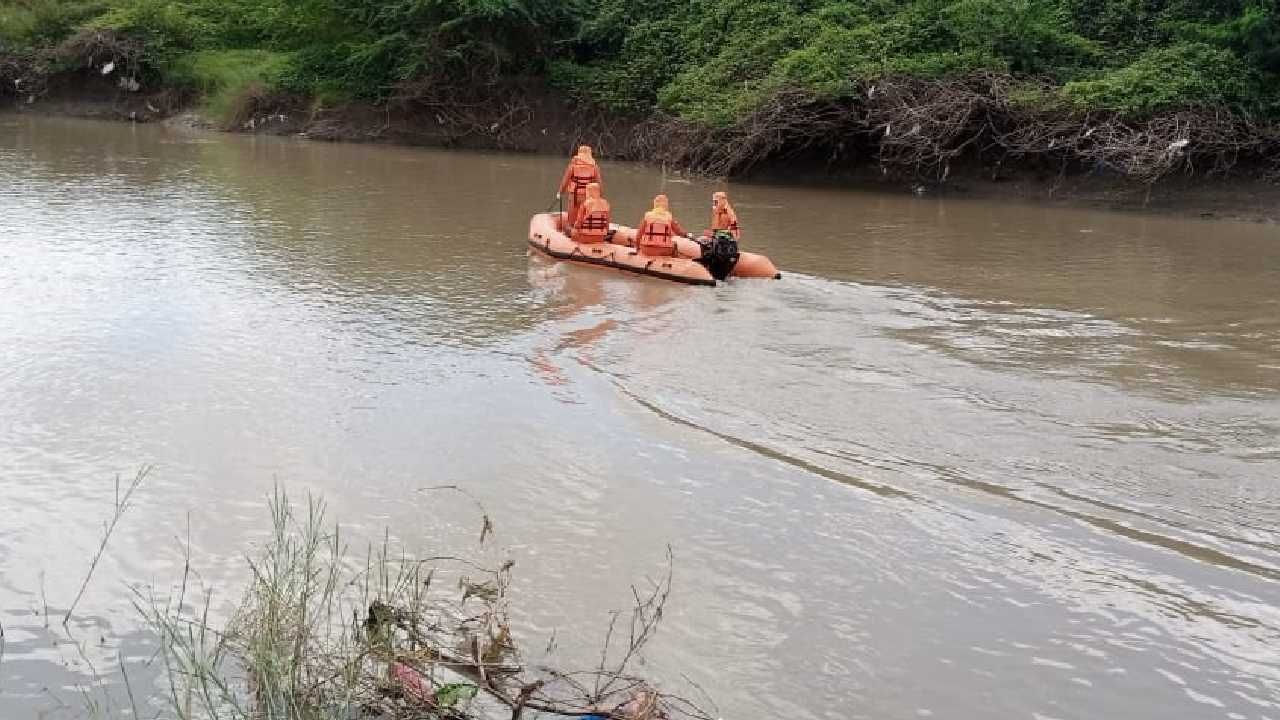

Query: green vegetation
[[557, 0, 1278, 123], [139, 487, 698, 719], [168, 49, 292, 120], [2, 0, 1278, 175], [3, 0, 1277, 120]]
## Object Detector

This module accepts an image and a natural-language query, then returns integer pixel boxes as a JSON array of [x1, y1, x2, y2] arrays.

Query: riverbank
[[9, 74, 1280, 225]]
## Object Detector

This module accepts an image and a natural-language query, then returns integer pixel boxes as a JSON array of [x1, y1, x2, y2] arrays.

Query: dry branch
[[622, 73, 1280, 184]]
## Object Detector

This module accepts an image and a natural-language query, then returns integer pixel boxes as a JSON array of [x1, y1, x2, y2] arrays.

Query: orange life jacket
[[568, 158, 599, 197], [578, 205, 610, 232], [640, 212, 674, 249]]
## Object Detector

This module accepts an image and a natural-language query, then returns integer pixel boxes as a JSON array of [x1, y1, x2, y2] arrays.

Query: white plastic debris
[[101, 61, 115, 75]]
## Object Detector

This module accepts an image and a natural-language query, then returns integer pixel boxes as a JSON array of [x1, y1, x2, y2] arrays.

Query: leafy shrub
[[0, 0, 110, 48], [3, 0, 1279, 125], [1062, 42, 1257, 114], [166, 48, 292, 119], [88, 0, 204, 70]]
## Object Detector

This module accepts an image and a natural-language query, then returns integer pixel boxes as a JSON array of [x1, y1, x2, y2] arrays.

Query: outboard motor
[[695, 230, 740, 281]]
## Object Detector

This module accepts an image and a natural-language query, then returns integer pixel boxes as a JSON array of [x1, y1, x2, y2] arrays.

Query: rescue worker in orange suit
[[635, 194, 688, 257], [558, 145, 601, 227], [571, 182, 611, 244], [709, 190, 741, 240]]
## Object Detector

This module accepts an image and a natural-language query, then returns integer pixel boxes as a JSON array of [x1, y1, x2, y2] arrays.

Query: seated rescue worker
[[571, 182, 611, 244], [635, 194, 688, 257], [709, 190, 741, 240], [558, 145, 601, 226]]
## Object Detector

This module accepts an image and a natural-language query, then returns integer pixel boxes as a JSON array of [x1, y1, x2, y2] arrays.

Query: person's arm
[[672, 217, 688, 237]]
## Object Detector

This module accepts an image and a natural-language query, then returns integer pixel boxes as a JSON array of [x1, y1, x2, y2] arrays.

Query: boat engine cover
[[696, 231, 740, 281]]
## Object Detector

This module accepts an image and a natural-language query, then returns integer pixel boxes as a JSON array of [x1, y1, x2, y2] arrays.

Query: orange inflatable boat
[[527, 213, 780, 286]]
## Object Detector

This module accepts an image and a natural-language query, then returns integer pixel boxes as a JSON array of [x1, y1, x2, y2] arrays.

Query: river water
[[2, 114, 1279, 719]]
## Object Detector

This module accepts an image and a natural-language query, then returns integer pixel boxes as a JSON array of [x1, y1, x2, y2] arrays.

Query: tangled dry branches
[[630, 89, 859, 176], [55, 28, 145, 79], [625, 73, 1280, 184], [0, 49, 48, 99], [1, 29, 146, 103], [389, 78, 536, 149]]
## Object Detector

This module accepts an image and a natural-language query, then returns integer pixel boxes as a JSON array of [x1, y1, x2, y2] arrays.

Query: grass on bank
[[166, 49, 292, 125]]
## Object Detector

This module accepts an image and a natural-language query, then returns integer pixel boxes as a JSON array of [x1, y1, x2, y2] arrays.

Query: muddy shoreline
[[7, 74, 1280, 225]]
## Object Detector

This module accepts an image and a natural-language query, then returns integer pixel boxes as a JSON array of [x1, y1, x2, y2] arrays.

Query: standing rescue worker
[[709, 190, 741, 240], [558, 145, 601, 226], [571, 183, 611, 244], [635, 194, 688, 257]]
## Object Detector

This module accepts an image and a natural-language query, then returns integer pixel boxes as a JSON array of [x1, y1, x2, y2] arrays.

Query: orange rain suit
[[559, 145, 602, 225], [636, 194, 687, 257], [710, 191, 741, 240]]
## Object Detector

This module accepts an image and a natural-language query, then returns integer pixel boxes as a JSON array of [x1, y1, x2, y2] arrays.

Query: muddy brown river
[[2, 114, 1279, 719]]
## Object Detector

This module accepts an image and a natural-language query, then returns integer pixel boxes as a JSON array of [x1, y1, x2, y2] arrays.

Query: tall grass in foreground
[[66, 466, 152, 626], [136, 488, 712, 720]]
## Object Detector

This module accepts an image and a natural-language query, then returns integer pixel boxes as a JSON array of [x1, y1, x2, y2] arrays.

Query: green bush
[[560, 0, 1104, 125], [1062, 42, 1257, 114], [89, 0, 205, 69], [0, 0, 111, 48], [4, 0, 1280, 124], [273, 0, 581, 98], [166, 48, 292, 119]]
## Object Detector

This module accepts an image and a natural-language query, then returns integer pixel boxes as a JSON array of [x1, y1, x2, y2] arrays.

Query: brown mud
[[5, 70, 1279, 225]]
